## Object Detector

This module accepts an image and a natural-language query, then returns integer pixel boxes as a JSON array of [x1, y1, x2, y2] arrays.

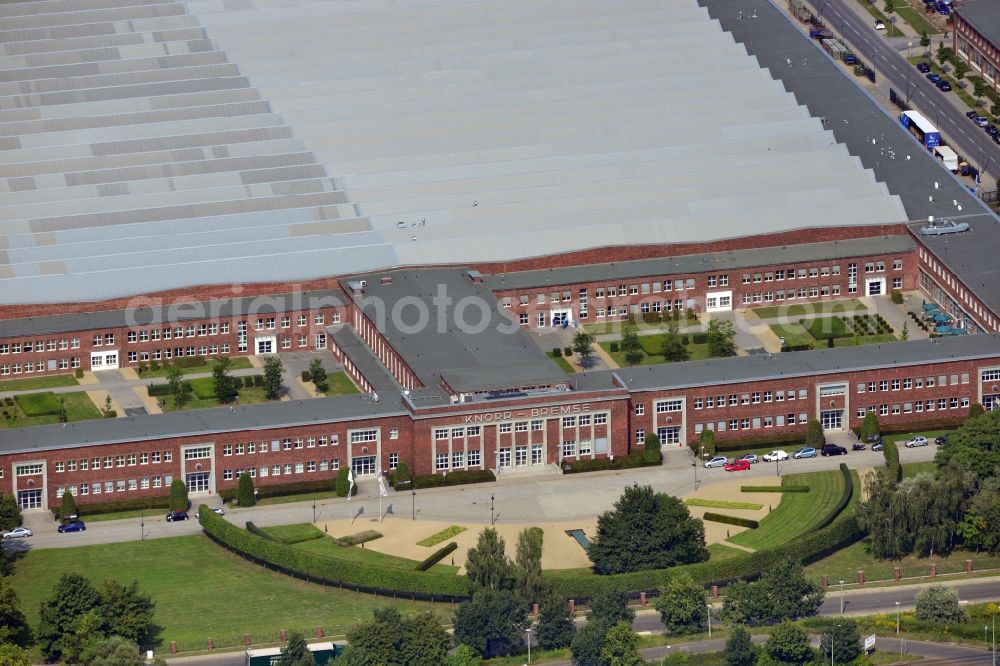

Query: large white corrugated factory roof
[[0, 0, 907, 304]]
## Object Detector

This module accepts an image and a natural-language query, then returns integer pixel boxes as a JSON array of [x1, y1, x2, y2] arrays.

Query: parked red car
[[724, 459, 751, 472]]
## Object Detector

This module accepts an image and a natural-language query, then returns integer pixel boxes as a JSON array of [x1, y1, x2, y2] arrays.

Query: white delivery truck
[[933, 145, 959, 173]]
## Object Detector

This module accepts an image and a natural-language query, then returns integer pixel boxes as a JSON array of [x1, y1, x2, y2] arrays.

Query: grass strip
[[417, 525, 467, 547], [684, 498, 763, 510]]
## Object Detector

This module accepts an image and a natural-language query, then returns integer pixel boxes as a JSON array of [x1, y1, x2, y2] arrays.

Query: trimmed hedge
[[713, 433, 807, 452], [812, 464, 854, 532], [410, 469, 495, 489], [174, 355, 207, 369], [198, 506, 468, 601], [218, 478, 335, 503], [415, 542, 458, 571], [562, 451, 661, 474], [741, 485, 810, 493], [54, 495, 171, 519], [883, 439, 902, 483], [703, 512, 759, 529], [336, 530, 382, 547], [246, 521, 278, 541], [542, 514, 864, 600], [147, 382, 191, 398]]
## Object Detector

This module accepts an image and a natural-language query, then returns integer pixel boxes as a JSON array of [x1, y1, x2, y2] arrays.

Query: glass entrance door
[[531, 444, 544, 465], [820, 410, 843, 430], [351, 456, 376, 476], [186, 472, 210, 493], [514, 446, 528, 467], [17, 489, 41, 510], [498, 448, 511, 468]]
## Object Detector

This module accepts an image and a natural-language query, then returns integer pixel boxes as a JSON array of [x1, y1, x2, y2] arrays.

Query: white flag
[[377, 474, 388, 497], [347, 468, 355, 494]]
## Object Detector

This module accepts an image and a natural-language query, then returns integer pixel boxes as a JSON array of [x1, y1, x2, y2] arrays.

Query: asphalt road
[[8, 442, 939, 549], [813, 0, 1000, 175]]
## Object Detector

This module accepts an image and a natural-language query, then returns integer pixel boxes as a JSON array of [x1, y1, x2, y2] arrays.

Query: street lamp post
[[839, 579, 845, 615], [411, 488, 415, 521], [707, 604, 712, 637], [491, 493, 495, 525], [896, 601, 901, 634], [526, 627, 532, 663], [312, 498, 317, 523], [140, 509, 144, 542]]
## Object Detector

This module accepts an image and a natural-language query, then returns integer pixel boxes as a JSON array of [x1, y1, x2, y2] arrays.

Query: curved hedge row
[[198, 506, 468, 601], [542, 514, 863, 600], [812, 464, 853, 532], [703, 513, 759, 529]]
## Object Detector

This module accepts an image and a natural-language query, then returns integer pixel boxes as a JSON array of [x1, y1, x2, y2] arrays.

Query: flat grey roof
[[483, 236, 914, 291], [328, 324, 402, 395], [956, 0, 1000, 46], [343, 269, 567, 394], [0, 392, 403, 456], [0, 289, 345, 339], [699, 0, 1000, 317], [596, 333, 1000, 393]]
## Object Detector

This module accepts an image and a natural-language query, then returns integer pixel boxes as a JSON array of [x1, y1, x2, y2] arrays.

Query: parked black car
[[935, 435, 948, 445], [821, 444, 848, 456], [165, 510, 189, 522], [852, 443, 866, 451]]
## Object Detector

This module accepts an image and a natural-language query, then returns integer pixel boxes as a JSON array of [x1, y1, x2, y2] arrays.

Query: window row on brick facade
[[857, 397, 970, 417], [693, 412, 811, 433], [54, 450, 174, 472], [0, 338, 82, 354], [223, 459, 340, 480], [58, 475, 168, 497], [857, 373, 971, 393]]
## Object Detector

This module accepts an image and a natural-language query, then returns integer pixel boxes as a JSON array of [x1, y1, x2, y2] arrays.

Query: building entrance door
[[497, 448, 511, 468], [351, 456, 376, 476], [820, 409, 843, 430], [17, 489, 42, 510], [186, 472, 210, 493]]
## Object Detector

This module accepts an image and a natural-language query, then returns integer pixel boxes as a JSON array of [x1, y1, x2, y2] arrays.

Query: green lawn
[[0, 374, 78, 392], [292, 535, 459, 575], [832, 333, 898, 347], [752, 299, 866, 321], [805, 539, 1000, 585], [770, 322, 813, 348], [902, 460, 936, 479], [728, 470, 846, 551], [14, 391, 62, 416], [771, 321, 897, 350], [161, 379, 269, 412], [707, 543, 748, 561], [11, 536, 447, 651], [599, 339, 709, 368], [137, 356, 253, 379], [894, 4, 938, 36], [546, 352, 576, 373], [324, 371, 359, 395], [0, 391, 102, 428], [684, 498, 763, 511]]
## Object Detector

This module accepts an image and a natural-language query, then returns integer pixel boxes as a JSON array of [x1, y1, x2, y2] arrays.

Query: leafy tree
[[660, 321, 688, 362], [393, 460, 411, 488], [698, 428, 716, 457], [975, 78, 986, 105], [937, 42, 951, 68], [536, 598, 575, 650], [263, 356, 285, 400], [514, 527, 544, 605], [211, 357, 238, 404], [818, 622, 860, 664], [452, 590, 527, 659], [0, 493, 21, 531], [763, 621, 812, 665], [307, 359, 329, 393], [335, 467, 356, 498], [588, 590, 635, 626], [916, 586, 969, 624], [58, 398, 67, 424], [920, 30, 930, 50], [953, 58, 969, 84], [0, 577, 32, 648], [724, 625, 756, 666], [342, 608, 449, 666], [0, 643, 30, 666], [935, 408, 1000, 479], [600, 622, 643, 666], [655, 574, 707, 635], [237, 472, 256, 507], [968, 402, 985, 420], [620, 331, 643, 366], [36, 573, 102, 662], [465, 528, 515, 595], [98, 579, 156, 645], [804, 419, 825, 448], [706, 320, 736, 358], [571, 331, 596, 366], [60, 490, 77, 520], [859, 411, 880, 441], [277, 633, 316, 666], [444, 644, 480, 666], [994, 100, 1000, 121], [884, 0, 894, 15], [721, 559, 824, 626], [958, 476, 1000, 552], [588, 484, 708, 574], [643, 432, 662, 463], [83, 636, 145, 666], [570, 621, 610, 666], [166, 365, 187, 410], [168, 479, 188, 511]]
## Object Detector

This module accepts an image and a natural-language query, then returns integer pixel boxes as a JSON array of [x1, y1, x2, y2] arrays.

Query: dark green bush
[[253, 375, 263, 387], [883, 440, 902, 483], [335, 467, 356, 497], [218, 478, 336, 503], [198, 507, 467, 600], [741, 485, 810, 493], [563, 347, 573, 357], [703, 513, 759, 529], [552, 348, 562, 357], [781, 343, 814, 352], [415, 542, 458, 571], [609, 342, 619, 353], [74, 368, 84, 379], [245, 521, 278, 541], [690, 332, 708, 345], [147, 382, 191, 398], [561, 452, 659, 474], [301, 370, 311, 382], [412, 469, 495, 489], [243, 376, 254, 388], [336, 531, 382, 547], [55, 496, 171, 519], [174, 355, 207, 369], [392, 461, 412, 489]]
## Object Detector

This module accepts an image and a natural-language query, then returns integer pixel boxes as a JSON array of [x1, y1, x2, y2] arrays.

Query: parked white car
[[2, 527, 32, 539], [762, 450, 789, 462], [905, 436, 929, 448]]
